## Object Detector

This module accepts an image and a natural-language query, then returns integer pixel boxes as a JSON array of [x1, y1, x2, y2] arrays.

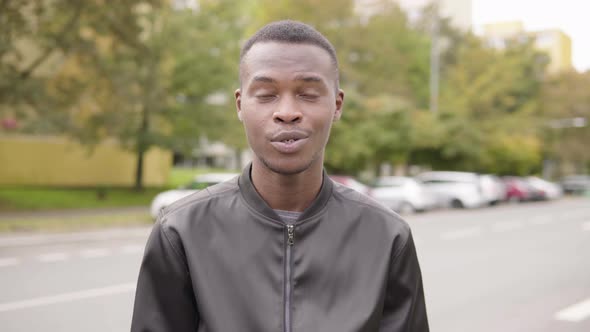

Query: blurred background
[[0, 0, 589, 331]]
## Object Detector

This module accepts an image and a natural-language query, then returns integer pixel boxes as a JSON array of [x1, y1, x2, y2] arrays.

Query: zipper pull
[[287, 225, 295, 246]]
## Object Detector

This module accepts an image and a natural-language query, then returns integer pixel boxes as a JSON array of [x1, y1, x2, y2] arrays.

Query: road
[[0, 197, 588, 331]]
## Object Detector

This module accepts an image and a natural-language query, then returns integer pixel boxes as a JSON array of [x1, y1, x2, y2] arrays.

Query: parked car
[[330, 175, 371, 195], [525, 176, 563, 200], [502, 176, 534, 202], [370, 176, 438, 214], [150, 172, 238, 218], [560, 175, 590, 194], [479, 174, 507, 205], [416, 171, 488, 209]]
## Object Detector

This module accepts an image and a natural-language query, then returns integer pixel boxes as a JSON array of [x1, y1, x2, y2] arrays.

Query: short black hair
[[240, 20, 339, 82]]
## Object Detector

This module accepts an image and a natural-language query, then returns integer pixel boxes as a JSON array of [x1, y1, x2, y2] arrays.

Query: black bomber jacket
[[131, 165, 429, 332]]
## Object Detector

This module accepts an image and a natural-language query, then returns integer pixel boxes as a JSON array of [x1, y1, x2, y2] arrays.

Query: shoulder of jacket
[[160, 176, 239, 222]]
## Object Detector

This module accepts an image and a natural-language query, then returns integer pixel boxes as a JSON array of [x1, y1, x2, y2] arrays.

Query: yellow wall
[[533, 29, 573, 74], [483, 22, 573, 75], [0, 135, 172, 187], [483, 21, 524, 38]]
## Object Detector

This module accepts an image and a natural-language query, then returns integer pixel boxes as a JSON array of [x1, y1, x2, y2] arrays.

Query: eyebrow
[[251, 76, 276, 84], [293, 74, 323, 83], [251, 75, 324, 84]]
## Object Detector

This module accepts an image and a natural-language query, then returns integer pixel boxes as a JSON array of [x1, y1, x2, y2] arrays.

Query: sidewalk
[[0, 206, 149, 221], [0, 225, 152, 247]]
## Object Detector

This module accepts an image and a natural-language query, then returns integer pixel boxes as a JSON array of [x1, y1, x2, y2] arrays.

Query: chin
[[259, 156, 316, 176]]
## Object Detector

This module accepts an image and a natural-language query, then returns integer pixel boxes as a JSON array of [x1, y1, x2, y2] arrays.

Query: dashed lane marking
[[555, 297, 590, 322], [492, 221, 525, 232], [440, 227, 483, 240], [120, 244, 144, 254], [0, 228, 151, 248], [0, 257, 20, 267], [37, 252, 69, 263], [9, 245, 143, 265], [0, 283, 136, 312], [528, 215, 553, 225], [79, 248, 110, 259]]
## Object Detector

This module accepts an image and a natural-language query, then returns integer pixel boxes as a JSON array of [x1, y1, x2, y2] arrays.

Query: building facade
[[483, 21, 573, 74], [355, 0, 472, 31]]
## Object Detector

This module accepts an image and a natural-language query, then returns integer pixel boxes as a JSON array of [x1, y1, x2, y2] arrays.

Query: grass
[[0, 187, 162, 211], [0, 167, 238, 212], [0, 167, 238, 232], [167, 167, 237, 188]]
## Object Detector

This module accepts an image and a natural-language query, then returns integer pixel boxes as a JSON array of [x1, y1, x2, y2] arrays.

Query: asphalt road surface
[[0, 197, 588, 332]]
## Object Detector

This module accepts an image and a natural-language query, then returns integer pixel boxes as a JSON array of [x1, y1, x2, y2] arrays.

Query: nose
[[273, 96, 302, 124]]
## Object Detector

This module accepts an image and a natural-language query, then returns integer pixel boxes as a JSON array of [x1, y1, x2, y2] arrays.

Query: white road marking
[[0, 257, 20, 267], [37, 252, 69, 262], [555, 297, 590, 322], [120, 244, 144, 254], [492, 221, 525, 233], [0, 283, 136, 312], [528, 215, 553, 225], [0, 227, 151, 248], [440, 227, 483, 240], [79, 248, 110, 258], [583, 222, 590, 231]]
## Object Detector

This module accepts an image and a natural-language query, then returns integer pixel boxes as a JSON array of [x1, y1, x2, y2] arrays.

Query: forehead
[[241, 42, 335, 84]]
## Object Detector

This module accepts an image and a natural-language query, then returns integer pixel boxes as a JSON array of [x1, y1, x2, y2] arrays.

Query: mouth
[[270, 130, 309, 143], [269, 130, 310, 154], [280, 138, 301, 144]]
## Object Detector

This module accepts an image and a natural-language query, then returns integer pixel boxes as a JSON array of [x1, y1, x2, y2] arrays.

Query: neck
[[250, 160, 324, 212]]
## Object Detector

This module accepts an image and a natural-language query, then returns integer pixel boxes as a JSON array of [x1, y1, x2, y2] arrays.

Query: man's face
[[235, 42, 344, 175]]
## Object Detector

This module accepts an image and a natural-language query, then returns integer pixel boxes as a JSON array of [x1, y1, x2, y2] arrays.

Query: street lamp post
[[429, 0, 440, 115]]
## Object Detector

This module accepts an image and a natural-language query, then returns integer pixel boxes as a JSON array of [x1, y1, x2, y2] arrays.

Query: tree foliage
[[2, 0, 587, 182]]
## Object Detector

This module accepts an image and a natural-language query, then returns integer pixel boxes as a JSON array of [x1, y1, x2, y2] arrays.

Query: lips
[[269, 130, 309, 154], [270, 130, 309, 143]]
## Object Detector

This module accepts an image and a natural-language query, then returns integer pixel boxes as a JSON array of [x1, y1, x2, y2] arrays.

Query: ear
[[333, 89, 344, 122], [235, 88, 242, 122]]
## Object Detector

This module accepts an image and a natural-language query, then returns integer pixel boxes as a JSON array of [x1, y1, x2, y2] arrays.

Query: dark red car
[[502, 176, 534, 202]]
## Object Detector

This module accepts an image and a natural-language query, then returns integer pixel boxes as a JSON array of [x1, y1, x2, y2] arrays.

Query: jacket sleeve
[[380, 232, 429, 332], [131, 218, 199, 332]]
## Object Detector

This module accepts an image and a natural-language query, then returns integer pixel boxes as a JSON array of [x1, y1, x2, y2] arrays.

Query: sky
[[472, 0, 589, 72]]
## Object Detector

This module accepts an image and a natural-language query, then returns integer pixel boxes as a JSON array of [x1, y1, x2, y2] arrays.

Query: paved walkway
[[0, 206, 149, 221]]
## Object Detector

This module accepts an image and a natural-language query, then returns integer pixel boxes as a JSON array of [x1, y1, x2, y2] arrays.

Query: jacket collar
[[238, 163, 333, 222]]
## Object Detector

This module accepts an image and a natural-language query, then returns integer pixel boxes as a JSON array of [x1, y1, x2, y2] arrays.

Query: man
[[131, 20, 429, 332]]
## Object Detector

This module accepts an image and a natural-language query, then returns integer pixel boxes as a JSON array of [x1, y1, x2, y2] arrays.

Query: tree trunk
[[134, 106, 150, 191]]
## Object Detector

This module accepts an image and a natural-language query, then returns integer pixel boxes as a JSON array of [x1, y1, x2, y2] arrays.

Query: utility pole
[[429, 0, 440, 115]]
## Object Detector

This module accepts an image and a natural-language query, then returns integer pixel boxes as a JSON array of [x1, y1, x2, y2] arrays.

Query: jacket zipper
[[285, 224, 295, 332]]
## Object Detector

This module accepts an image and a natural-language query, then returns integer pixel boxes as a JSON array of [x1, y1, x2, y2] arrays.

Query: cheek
[[241, 113, 267, 141]]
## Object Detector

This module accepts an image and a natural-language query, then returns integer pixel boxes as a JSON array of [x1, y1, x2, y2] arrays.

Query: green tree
[[540, 70, 590, 175], [1, 1, 246, 189], [426, 35, 547, 174]]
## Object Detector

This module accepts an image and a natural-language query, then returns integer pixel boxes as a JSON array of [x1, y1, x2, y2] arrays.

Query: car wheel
[[450, 199, 464, 209], [397, 202, 415, 215], [508, 196, 520, 204]]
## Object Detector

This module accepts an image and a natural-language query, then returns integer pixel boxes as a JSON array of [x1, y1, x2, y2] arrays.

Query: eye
[[299, 93, 319, 101], [255, 94, 277, 102]]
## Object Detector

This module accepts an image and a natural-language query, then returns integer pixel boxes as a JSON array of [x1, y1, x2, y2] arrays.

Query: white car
[[370, 176, 438, 214], [416, 171, 488, 209], [150, 172, 238, 218], [526, 176, 563, 200], [479, 174, 507, 205]]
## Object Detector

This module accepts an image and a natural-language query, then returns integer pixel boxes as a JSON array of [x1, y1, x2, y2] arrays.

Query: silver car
[[150, 172, 238, 218], [416, 171, 488, 209], [370, 176, 438, 214]]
